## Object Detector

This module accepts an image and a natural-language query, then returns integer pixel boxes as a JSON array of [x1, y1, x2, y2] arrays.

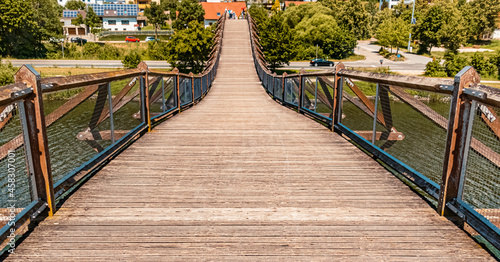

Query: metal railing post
[[173, 68, 180, 112], [282, 73, 286, 102], [372, 84, 380, 145], [138, 62, 151, 131], [332, 63, 345, 131], [107, 82, 115, 144], [190, 72, 194, 104], [438, 66, 480, 216], [298, 69, 305, 111], [15, 65, 55, 216], [161, 78, 165, 113]]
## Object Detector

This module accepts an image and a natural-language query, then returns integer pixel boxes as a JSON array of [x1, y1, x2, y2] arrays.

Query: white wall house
[[386, 0, 414, 9], [103, 16, 139, 31], [493, 29, 500, 40]]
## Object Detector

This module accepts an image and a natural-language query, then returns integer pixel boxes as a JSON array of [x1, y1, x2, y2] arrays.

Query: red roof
[[201, 2, 247, 20], [285, 1, 310, 7]]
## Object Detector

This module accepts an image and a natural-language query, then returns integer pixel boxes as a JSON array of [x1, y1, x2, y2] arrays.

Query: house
[[57, 0, 99, 7], [61, 10, 89, 38], [200, 2, 246, 28], [386, 0, 414, 9], [89, 4, 140, 31]]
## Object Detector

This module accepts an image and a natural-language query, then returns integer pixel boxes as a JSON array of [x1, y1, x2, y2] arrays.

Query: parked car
[[310, 58, 334, 67], [70, 37, 87, 45], [125, 36, 140, 42], [145, 36, 157, 42]]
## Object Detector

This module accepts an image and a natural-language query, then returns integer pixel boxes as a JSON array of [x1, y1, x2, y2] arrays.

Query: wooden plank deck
[[7, 20, 494, 261]]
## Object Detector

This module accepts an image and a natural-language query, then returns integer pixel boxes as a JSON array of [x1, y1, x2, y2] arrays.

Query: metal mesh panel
[[301, 76, 334, 120], [148, 77, 164, 116], [284, 77, 299, 106], [112, 77, 142, 132], [194, 78, 202, 100], [373, 87, 450, 185], [202, 75, 207, 94], [268, 75, 273, 94], [179, 77, 192, 106], [163, 77, 177, 112], [463, 103, 500, 228], [0, 103, 31, 209], [274, 77, 282, 101], [340, 79, 374, 132]]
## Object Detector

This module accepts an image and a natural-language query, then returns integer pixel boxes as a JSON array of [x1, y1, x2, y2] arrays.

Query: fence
[[98, 30, 174, 37], [248, 14, 500, 251], [0, 12, 225, 254]]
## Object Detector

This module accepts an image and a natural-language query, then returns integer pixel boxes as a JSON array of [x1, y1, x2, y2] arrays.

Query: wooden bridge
[[0, 16, 499, 260]]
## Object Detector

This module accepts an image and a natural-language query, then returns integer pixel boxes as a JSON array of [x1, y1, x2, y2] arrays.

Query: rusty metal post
[[282, 73, 286, 102], [15, 65, 55, 216], [172, 68, 180, 112], [137, 62, 151, 132], [332, 63, 345, 131], [438, 66, 480, 216], [298, 69, 305, 112], [189, 72, 194, 103]]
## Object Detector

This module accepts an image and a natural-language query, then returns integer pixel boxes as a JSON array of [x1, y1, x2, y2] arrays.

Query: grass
[[98, 35, 171, 41], [292, 54, 366, 63]]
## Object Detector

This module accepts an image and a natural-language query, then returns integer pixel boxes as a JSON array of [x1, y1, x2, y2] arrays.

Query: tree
[[72, 13, 85, 26], [319, 0, 371, 39], [462, 0, 500, 40], [172, 0, 205, 30], [85, 6, 101, 34], [0, 0, 41, 58], [376, 16, 410, 55], [65, 0, 86, 10], [145, 2, 167, 40], [248, 5, 269, 29], [165, 21, 213, 73], [414, 0, 466, 54], [271, 0, 280, 13], [161, 0, 179, 21], [260, 13, 296, 69]]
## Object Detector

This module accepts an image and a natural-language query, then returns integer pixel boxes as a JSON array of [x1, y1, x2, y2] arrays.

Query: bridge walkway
[[7, 19, 494, 261]]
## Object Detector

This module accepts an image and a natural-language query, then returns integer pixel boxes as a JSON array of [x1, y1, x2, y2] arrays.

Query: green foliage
[[65, 0, 86, 10], [282, 2, 333, 29], [470, 52, 496, 77], [248, 5, 269, 28], [85, 6, 102, 34], [161, 0, 179, 21], [72, 13, 85, 26], [461, 0, 500, 41], [146, 41, 168, 60], [165, 21, 213, 73], [444, 51, 468, 77], [376, 16, 410, 54], [295, 45, 324, 61], [424, 59, 447, 77], [172, 0, 205, 30], [492, 52, 500, 77], [0, 62, 16, 86], [122, 51, 142, 69], [260, 13, 296, 69], [319, 0, 371, 39], [145, 2, 167, 40], [414, 0, 467, 53], [0, 0, 63, 58]]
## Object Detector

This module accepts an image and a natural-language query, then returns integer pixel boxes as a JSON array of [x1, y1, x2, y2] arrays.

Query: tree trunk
[[396, 47, 399, 56], [155, 25, 158, 40]]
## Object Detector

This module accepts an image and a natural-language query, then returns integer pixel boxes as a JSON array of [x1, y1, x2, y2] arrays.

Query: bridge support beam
[[332, 63, 345, 131], [438, 66, 480, 216], [138, 62, 151, 132], [15, 65, 55, 216]]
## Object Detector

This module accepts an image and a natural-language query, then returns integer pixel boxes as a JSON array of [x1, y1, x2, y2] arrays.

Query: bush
[[444, 51, 468, 77], [424, 59, 447, 77], [295, 45, 324, 61], [122, 51, 142, 68], [470, 52, 496, 77], [82, 42, 101, 58], [99, 44, 121, 60], [0, 62, 16, 86], [146, 41, 168, 60]]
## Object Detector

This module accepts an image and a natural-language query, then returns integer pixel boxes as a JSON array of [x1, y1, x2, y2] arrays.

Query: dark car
[[70, 37, 87, 45], [310, 58, 334, 67]]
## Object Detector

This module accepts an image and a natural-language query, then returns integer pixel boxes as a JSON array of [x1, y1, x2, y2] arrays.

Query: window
[[217, 12, 220, 16], [123, 28, 126, 31], [122, 20, 129, 25], [108, 20, 116, 25], [115, 28, 118, 31]]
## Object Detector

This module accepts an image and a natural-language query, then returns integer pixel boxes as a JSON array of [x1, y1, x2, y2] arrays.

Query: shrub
[[444, 51, 468, 77], [424, 59, 447, 77], [146, 41, 168, 60], [82, 42, 101, 58], [0, 62, 16, 86], [122, 51, 141, 68], [99, 44, 121, 60]]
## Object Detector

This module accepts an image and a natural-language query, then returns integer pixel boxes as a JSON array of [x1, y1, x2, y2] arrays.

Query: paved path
[[6, 19, 494, 261]]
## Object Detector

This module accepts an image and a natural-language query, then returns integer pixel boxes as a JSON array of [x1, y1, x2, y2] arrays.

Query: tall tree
[[161, 0, 179, 21], [145, 2, 167, 40], [260, 13, 296, 69], [462, 0, 500, 40], [65, 0, 86, 10], [248, 5, 269, 30], [376, 16, 410, 55], [172, 0, 204, 30], [85, 6, 102, 35], [165, 21, 213, 73]]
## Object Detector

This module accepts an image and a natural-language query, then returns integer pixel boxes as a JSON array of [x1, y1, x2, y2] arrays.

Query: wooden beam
[[354, 131, 405, 141]]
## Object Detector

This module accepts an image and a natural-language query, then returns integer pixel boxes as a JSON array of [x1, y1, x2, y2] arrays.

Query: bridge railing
[[248, 14, 500, 250], [0, 12, 225, 253]]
